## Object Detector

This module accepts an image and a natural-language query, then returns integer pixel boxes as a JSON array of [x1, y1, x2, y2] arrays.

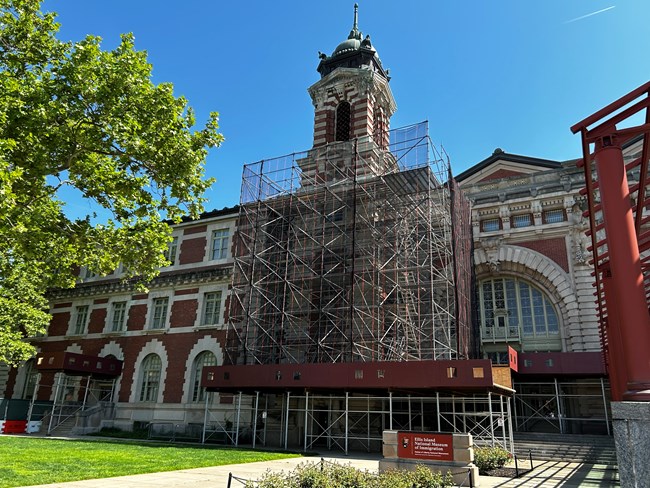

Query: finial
[[348, 3, 361, 40]]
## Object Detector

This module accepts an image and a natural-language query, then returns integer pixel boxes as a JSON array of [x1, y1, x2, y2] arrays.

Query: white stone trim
[[193, 284, 229, 328], [12, 348, 40, 399], [129, 339, 169, 404], [181, 335, 224, 404], [204, 220, 237, 264], [98, 341, 125, 402], [103, 295, 133, 333], [143, 290, 173, 331], [66, 299, 93, 336], [65, 343, 83, 354]]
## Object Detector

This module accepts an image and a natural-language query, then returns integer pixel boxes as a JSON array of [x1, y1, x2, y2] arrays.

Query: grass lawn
[[0, 436, 300, 487]]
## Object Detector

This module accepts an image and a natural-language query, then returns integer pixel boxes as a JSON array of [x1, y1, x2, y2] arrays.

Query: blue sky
[[44, 0, 650, 213]]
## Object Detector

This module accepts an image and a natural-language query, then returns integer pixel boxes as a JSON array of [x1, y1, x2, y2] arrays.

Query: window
[[139, 354, 162, 402], [164, 236, 179, 265], [72, 305, 89, 335], [335, 101, 351, 142], [486, 351, 510, 365], [511, 214, 532, 228], [481, 218, 500, 232], [191, 351, 217, 403], [110, 301, 127, 332], [150, 297, 169, 329], [479, 277, 560, 342], [543, 209, 566, 224], [202, 291, 222, 325], [82, 267, 97, 280], [210, 229, 229, 260], [22, 360, 39, 400]]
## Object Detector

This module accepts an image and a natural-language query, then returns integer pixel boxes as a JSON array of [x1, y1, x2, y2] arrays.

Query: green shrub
[[473, 446, 512, 475], [254, 462, 453, 488]]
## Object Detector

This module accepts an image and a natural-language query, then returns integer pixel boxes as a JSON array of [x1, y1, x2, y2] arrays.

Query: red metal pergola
[[571, 81, 650, 401]]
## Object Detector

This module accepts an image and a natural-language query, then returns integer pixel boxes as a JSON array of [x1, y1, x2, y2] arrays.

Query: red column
[[595, 140, 650, 400], [601, 272, 628, 402]]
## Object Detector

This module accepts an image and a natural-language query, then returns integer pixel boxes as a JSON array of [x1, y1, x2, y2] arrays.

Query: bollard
[[227, 472, 232, 488], [515, 454, 520, 478], [529, 449, 533, 470]]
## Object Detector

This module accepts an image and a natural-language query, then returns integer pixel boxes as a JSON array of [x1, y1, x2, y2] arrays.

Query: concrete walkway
[[17, 455, 619, 488]]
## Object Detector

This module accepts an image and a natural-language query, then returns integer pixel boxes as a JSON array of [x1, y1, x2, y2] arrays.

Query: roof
[[455, 148, 562, 184]]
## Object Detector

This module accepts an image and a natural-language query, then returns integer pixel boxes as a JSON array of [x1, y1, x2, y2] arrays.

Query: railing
[[481, 326, 520, 341]]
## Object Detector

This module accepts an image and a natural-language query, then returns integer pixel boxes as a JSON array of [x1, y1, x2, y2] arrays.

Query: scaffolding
[[226, 122, 473, 366], [200, 390, 514, 454], [513, 378, 611, 436]]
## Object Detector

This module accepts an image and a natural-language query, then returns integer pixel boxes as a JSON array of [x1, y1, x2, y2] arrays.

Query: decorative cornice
[[48, 267, 232, 300], [308, 68, 396, 115]]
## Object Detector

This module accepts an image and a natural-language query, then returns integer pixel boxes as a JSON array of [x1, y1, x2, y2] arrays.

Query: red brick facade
[[517, 237, 569, 272]]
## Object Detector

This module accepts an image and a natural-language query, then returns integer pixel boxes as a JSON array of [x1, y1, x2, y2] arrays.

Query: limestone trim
[[65, 343, 83, 354], [99, 341, 125, 402], [12, 347, 41, 400], [128, 339, 169, 404], [308, 68, 396, 116], [181, 335, 224, 404]]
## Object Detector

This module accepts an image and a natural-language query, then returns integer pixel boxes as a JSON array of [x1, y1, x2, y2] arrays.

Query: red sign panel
[[397, 432, 453, 461], [508, 345, 518, 373]]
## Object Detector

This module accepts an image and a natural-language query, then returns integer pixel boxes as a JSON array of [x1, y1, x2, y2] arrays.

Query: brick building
[[0, 7, 620, 442]]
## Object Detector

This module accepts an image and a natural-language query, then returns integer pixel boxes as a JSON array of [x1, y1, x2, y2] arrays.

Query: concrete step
[[37, 415, 78, 436], [513, 433, 617, 465]]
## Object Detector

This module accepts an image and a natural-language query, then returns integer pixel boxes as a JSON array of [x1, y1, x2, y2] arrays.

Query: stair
[[34, 414, 78, 437], [514, 432, 617, 465]]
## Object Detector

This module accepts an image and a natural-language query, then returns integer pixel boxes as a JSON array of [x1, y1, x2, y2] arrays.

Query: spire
[[348, 3, 361, 40]]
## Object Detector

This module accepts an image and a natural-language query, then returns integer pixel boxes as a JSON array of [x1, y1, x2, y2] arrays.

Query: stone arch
[[475, 244, 577, 351], [11, 346, 41, 399], [181, 335, 223, 404], [128, 339, 169, 404], [98, 341, 125, 402], [98, 341, 125, 361], [65, 343, 83, 354]]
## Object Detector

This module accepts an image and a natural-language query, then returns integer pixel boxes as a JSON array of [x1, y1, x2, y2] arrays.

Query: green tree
[[0, 0, 223, 364]]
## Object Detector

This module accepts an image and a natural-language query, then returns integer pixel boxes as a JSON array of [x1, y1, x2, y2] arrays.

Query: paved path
[[17, 455, 618, 487]]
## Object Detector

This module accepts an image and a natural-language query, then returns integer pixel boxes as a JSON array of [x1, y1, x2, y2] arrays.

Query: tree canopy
[[0, 0, 223, 364]]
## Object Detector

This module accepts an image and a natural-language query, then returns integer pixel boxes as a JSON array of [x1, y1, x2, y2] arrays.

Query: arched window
[[191, 351, 217, 403], [22, 360, 39, 400], [335, 101, 351, 141], [479, 277, 559, 343], [139, 354, 162, 402]]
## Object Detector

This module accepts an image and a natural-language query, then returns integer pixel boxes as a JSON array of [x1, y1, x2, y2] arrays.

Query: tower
[[310, 4, 395, 148], [299, 5, 397, 183]]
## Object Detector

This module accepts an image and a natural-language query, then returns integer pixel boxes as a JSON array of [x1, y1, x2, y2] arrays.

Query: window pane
[[202, 291, 222, 325], [211, 229, 229, 260], [532, 289, 546, 334], [139, 354, 162, 402], [512, 214, 532, 228], [192, 351, 217, 402], [111, 302, 127, 332], [164, 236, 178, 265], [481, 218, 500, 232], [494, 280, 504, 309], [505, 279, 518, 327], [545, 300, 559, 333], [518, 282, 534, 336], [150, 298, 169, 329], [74, 306, 89, 335], [543, 209, 565, 224]]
